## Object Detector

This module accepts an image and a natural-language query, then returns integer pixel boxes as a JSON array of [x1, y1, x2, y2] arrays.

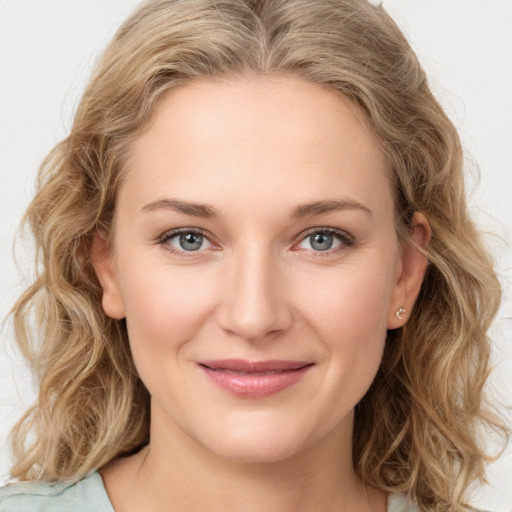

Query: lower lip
[[200, 365, 312, 398]]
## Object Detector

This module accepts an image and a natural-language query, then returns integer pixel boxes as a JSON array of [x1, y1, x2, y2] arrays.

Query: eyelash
[[157, 227, 355, 257]]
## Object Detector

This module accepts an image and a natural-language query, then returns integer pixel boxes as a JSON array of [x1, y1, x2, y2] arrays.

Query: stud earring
[[395, 307, 406, 320]]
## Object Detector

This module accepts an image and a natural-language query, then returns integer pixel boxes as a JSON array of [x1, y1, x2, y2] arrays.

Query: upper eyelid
[[300, 226, 350, 236], [158, 227, 213, 242], [295, 226, 354, 242]]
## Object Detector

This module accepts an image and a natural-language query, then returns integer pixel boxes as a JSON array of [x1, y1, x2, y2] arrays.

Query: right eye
[[159, 229, 214, 254]]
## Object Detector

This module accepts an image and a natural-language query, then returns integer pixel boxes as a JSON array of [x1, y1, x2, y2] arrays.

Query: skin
[[94, 75, 430, 512]]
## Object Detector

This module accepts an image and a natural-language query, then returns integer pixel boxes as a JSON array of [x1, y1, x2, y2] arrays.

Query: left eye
[[296, 230, 346, 252], [166, 231, 212, 252]]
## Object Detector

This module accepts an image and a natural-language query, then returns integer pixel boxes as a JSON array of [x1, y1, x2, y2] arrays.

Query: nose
[[217, 246, 293, 342]]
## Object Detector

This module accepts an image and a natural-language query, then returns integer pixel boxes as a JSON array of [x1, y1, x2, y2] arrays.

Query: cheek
[[296, 259, 394, 391], [118, 262, 218, 366], [299, 259, 394, 337]]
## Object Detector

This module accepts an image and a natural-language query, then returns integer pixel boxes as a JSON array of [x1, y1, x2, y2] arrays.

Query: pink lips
[[198, 359, 313, 398]]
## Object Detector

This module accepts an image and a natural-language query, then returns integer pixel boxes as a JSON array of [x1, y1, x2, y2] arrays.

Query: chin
[[193, 412, 326, 465], [208, 435, 308, 465]]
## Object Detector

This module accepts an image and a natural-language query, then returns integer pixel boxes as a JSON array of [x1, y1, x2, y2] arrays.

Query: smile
[[198, 359, 313, 398]]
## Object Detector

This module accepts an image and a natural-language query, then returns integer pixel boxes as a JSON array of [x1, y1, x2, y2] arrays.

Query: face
[[94, 76, 428, 464]]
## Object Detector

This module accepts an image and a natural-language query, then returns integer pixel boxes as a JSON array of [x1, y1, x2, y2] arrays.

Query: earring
[[395, 307, 406, 320]]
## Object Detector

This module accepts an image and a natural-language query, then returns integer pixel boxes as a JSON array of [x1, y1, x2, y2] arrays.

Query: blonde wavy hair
[[10, 0, 507, 510]]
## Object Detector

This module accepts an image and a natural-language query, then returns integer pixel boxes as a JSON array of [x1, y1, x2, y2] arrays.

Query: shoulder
[[0, 471, 114, 512], [388, 493, 421, 512], [387, 493, 498, 512]]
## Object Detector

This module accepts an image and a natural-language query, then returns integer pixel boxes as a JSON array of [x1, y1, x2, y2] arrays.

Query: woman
[[0, 0, 507, 511]]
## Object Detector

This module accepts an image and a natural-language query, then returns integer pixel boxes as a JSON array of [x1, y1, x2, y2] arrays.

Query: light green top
[[0, 472, 423, 511], [0, 472, 112, 511]]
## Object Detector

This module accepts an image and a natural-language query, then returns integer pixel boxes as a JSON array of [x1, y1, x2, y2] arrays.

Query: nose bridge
[[219, 241, 292, 341]]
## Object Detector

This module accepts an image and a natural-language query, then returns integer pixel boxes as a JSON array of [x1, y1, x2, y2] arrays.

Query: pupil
[[180, 233, 203, 251], [311, 233, 333, 251]]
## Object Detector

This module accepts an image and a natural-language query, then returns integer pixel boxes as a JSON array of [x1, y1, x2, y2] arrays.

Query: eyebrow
[[141, 199, 219, 218], [140, 197, 372, 219], [291, 199, 372, 218]]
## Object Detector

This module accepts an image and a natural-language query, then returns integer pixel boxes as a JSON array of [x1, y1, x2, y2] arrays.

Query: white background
[[0, 1, 511, 509]]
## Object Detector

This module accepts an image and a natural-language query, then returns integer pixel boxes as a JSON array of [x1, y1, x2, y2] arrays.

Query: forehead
[[122, 75, 393, 218]]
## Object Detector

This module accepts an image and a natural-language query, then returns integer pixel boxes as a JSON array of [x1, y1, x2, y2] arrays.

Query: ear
[[387, 212, 431, 329], [92, 234, 126, 320]]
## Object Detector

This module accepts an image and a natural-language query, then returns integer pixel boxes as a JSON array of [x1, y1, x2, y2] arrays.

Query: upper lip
[[198, 359, 312, 373]]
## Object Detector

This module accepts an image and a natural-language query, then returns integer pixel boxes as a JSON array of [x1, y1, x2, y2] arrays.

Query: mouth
[[198, 359, 313, 398]]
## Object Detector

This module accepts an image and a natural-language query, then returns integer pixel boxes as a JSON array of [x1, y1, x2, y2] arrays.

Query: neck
[[101, 403, 385, 512]]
